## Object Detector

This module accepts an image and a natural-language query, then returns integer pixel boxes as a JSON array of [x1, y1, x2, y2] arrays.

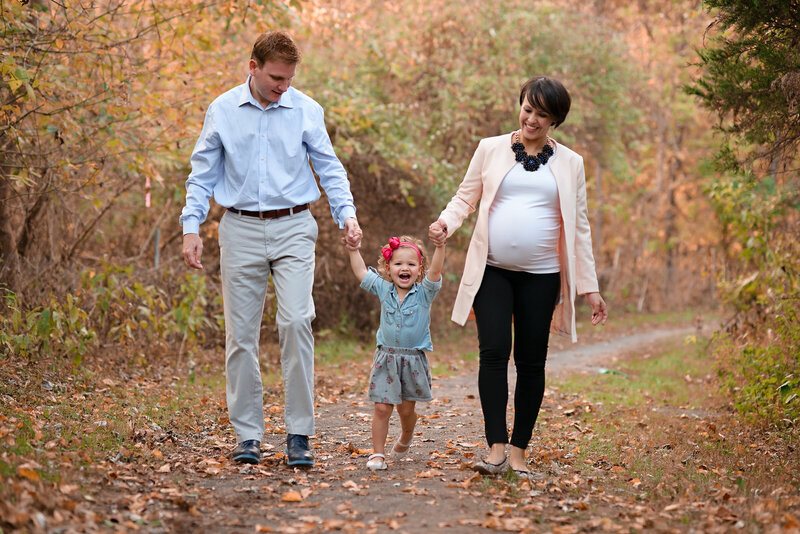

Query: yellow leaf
[[17, 467, 40, 481], [281, 490, 302, 502]]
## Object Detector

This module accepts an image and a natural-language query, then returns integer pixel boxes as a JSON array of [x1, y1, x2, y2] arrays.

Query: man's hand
[[183, 233, 204, 270], [343, 217, 362, 250]]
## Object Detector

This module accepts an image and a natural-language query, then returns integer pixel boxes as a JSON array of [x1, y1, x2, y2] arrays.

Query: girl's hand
[[343, 217, 362, 249], [428, 220, 447, 247], [342, 236, 360, 251]]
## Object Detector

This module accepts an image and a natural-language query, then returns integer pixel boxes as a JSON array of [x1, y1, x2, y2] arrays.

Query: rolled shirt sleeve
[[180, 80, 356, 234]]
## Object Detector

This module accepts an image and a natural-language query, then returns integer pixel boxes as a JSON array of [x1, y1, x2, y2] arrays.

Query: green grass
[[315, 336, 372, 368], [559, 338, 712, 409], [537, 334, 759, 506]]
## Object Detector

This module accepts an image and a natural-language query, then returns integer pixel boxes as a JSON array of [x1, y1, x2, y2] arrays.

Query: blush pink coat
[[438, 132, 599, 342]]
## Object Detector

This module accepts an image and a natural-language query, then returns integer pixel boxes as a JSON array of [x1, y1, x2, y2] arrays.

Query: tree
[[687, 0, 799, 301], [688, 0, 800, 427], [0, 0, 288, 291], [687, 0, 800, 171]]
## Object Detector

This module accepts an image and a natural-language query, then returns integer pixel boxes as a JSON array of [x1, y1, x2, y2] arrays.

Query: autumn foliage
[[1, 0, 799, 532]]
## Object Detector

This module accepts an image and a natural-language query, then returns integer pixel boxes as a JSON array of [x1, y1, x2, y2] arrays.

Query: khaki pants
[[219, 209, 318, 443]]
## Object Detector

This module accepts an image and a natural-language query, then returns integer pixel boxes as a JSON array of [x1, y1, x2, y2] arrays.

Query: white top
[[487, 161, 561, 273]]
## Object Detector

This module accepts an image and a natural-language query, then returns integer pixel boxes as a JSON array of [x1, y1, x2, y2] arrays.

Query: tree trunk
[[594, 160, 604, 259], [0, 178, 19, 291], [16, 185, 49, 259]]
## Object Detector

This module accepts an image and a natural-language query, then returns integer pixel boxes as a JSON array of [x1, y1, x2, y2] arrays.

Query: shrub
[[715, 296, 800, 427]]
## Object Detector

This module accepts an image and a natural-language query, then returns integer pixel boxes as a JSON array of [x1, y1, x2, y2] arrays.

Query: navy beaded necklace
[[511, 131, 554, 172]]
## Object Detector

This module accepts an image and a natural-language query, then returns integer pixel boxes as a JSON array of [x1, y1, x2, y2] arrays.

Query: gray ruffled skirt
[[367, 346, 433, 404]]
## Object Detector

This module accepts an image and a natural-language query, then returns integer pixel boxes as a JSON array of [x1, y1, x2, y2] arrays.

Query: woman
[[428, 76, 608, 478]]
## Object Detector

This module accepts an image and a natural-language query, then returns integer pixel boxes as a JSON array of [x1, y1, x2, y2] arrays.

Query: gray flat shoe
[[472, 456, 509, 475]]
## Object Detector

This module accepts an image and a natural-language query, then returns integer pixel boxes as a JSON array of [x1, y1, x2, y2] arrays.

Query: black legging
[[472, 265, 561, 449]]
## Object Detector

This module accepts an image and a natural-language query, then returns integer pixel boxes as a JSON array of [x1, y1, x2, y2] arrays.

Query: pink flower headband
[[381, 237, 422, 262]]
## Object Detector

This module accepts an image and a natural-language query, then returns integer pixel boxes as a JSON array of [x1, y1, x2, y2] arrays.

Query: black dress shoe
[[232, 439, 261, 464], [286, 434, 314, 467]]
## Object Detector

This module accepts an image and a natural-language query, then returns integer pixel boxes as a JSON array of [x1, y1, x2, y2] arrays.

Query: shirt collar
[[240, 76, 295, 110], [392, 282, 419, 301]]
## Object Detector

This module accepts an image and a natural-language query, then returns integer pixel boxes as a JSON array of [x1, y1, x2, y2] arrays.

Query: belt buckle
[[259, 210, 268, 220]]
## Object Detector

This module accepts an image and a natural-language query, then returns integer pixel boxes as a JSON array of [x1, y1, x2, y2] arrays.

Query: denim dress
[[360, 268, 442, 404]]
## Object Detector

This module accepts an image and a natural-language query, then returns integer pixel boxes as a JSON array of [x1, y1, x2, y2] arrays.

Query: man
[[180, 30, 362, 467]]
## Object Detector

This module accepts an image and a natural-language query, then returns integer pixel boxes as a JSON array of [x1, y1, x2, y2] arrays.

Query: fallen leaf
[[59, 484, 79, 494], [17, 467, 40, 482], [416, 469, 445, 478], [282, 491, 303, 502]]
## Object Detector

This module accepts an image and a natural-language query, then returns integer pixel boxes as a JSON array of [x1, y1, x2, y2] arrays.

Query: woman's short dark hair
[[251, 30, 302, 66], [519, 76, 571, 128]]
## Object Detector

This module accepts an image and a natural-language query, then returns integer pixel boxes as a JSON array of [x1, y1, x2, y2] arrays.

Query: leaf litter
[[1, 327, 799, 533]]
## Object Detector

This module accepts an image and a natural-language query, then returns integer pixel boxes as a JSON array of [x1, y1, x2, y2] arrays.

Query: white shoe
[[390, 437, 413, 459], [366, 453, 387, 471]]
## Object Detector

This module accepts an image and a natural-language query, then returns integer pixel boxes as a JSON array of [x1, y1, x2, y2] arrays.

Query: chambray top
[[360, 267, 442, 352], [180, 79, 357, 235]]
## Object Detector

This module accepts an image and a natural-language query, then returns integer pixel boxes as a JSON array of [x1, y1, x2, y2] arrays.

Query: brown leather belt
[[227, 203, 309, 220]]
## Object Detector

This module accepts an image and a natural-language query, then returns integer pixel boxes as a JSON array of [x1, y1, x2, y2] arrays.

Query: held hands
[[343, 217, 363, 250], [183, 233, 204, 270], [586, 292, 608, 326], [428, 220, 448, 247], [344, 218, 368, 282]]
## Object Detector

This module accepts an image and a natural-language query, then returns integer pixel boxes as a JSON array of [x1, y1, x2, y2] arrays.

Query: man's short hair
[[251, 30, 302, 66]]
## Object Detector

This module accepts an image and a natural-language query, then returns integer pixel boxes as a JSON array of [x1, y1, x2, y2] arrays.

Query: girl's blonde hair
[[376, 235, 428, 283]]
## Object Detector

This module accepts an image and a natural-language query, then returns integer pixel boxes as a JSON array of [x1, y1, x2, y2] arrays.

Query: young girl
[[346, 235, 446, 470]]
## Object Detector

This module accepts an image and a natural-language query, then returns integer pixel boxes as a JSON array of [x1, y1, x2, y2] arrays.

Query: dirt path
[[546, 326, 700, 375], [85, 324, 707, 534]]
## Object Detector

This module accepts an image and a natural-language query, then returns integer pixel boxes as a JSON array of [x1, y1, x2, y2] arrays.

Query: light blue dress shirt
[[180, 78, 356, 234], [360, 267, 442, 352]]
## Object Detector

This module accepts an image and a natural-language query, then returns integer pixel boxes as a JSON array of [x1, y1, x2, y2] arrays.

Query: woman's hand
[[585, 292, 608, 326], [428, 220, 448, 247]]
